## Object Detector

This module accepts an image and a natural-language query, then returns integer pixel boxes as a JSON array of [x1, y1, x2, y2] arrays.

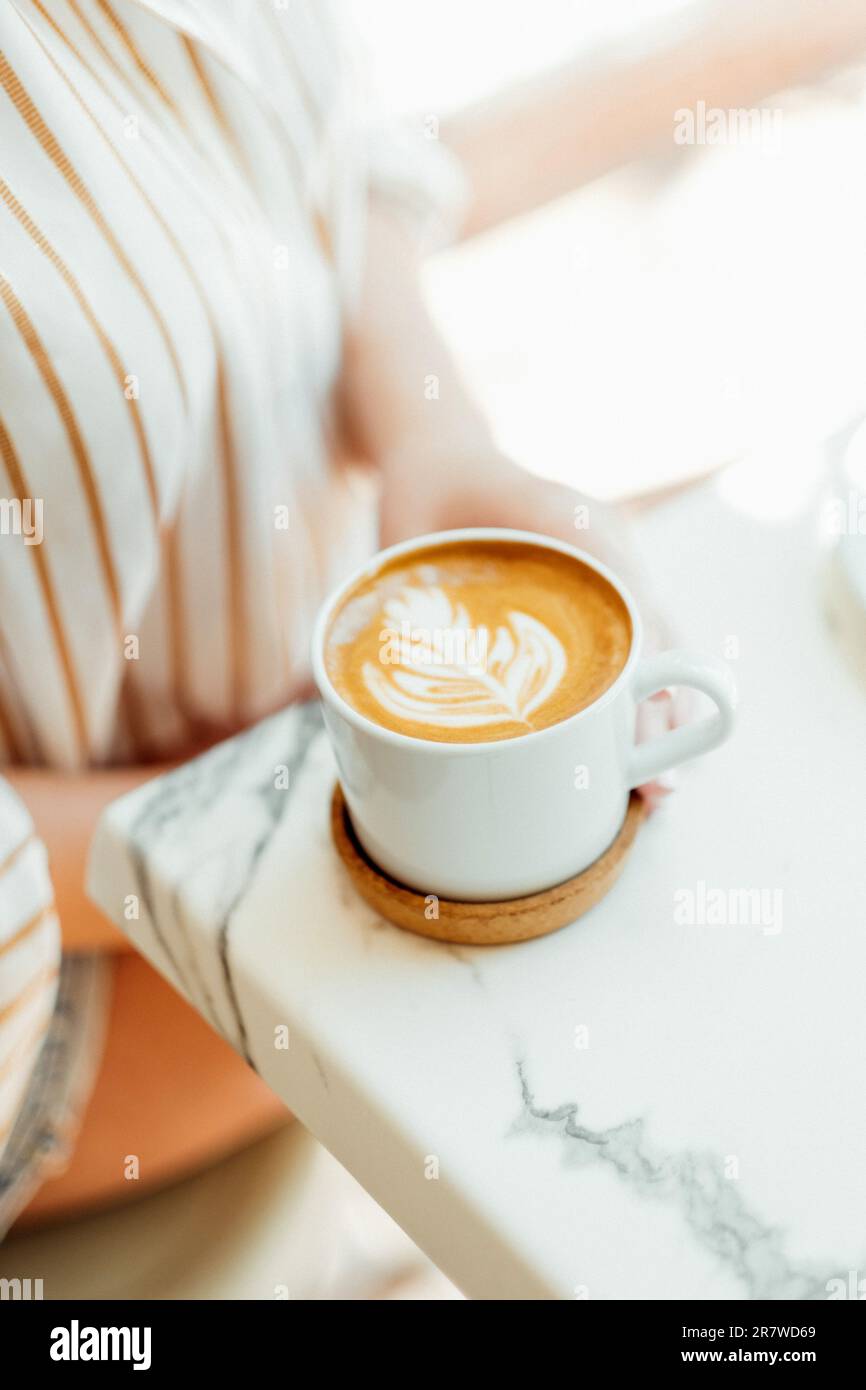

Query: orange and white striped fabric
[[0, 784, 58, 1158], [0, 0, 455, 1175]]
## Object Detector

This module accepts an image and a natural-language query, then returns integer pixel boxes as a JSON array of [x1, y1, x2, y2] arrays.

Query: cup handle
[[627, 649, 738, 788]]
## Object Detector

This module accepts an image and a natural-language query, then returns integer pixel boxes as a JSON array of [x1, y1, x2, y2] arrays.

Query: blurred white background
[[350, 0, 698, 114], [351, 0, 866, 503]]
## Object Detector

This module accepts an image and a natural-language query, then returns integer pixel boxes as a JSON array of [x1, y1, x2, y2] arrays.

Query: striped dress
[[0, 0, 457, 1208]]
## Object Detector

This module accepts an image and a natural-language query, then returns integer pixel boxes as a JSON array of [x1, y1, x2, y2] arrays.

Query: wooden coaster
[[330, 784, 647, 947]]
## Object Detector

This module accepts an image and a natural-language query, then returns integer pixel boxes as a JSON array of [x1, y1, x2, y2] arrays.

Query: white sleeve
[[366, 118, 468, 254]]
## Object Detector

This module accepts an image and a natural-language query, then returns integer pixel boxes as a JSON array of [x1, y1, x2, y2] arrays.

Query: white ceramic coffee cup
[[312, 528, 737, 901]]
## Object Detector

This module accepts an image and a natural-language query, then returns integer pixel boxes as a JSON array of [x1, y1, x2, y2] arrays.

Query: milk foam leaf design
[[382, 584, 460, 634], [364, 584, 567, 730]]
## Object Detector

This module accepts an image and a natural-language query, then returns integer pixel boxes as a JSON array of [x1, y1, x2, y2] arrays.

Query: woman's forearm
[[444, 0, 866, 237], [6, 764, 174, 951], [340, 203, 521, 547], [341, 204, 495, 470]]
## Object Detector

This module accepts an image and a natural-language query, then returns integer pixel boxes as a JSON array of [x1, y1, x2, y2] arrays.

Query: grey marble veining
[[120, 703, 322, 1059], [514, 1062, 846, 1300]]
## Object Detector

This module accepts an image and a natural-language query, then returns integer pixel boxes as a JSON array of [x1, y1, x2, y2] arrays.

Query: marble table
[[88, 468, 866, 1300]]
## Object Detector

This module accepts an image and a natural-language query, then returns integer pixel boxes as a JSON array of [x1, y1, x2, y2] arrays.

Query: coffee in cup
[[324, 538, 632, 744], [313, 528, 737, 900]]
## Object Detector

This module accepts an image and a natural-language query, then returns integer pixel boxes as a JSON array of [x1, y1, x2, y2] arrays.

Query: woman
[[0, 0, 652, 1230], [6, 0, 849, 1233]]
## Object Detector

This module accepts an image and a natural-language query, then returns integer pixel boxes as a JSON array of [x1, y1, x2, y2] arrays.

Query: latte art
[[325, 539, 632, 744], [365, 584, 567, 731]]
